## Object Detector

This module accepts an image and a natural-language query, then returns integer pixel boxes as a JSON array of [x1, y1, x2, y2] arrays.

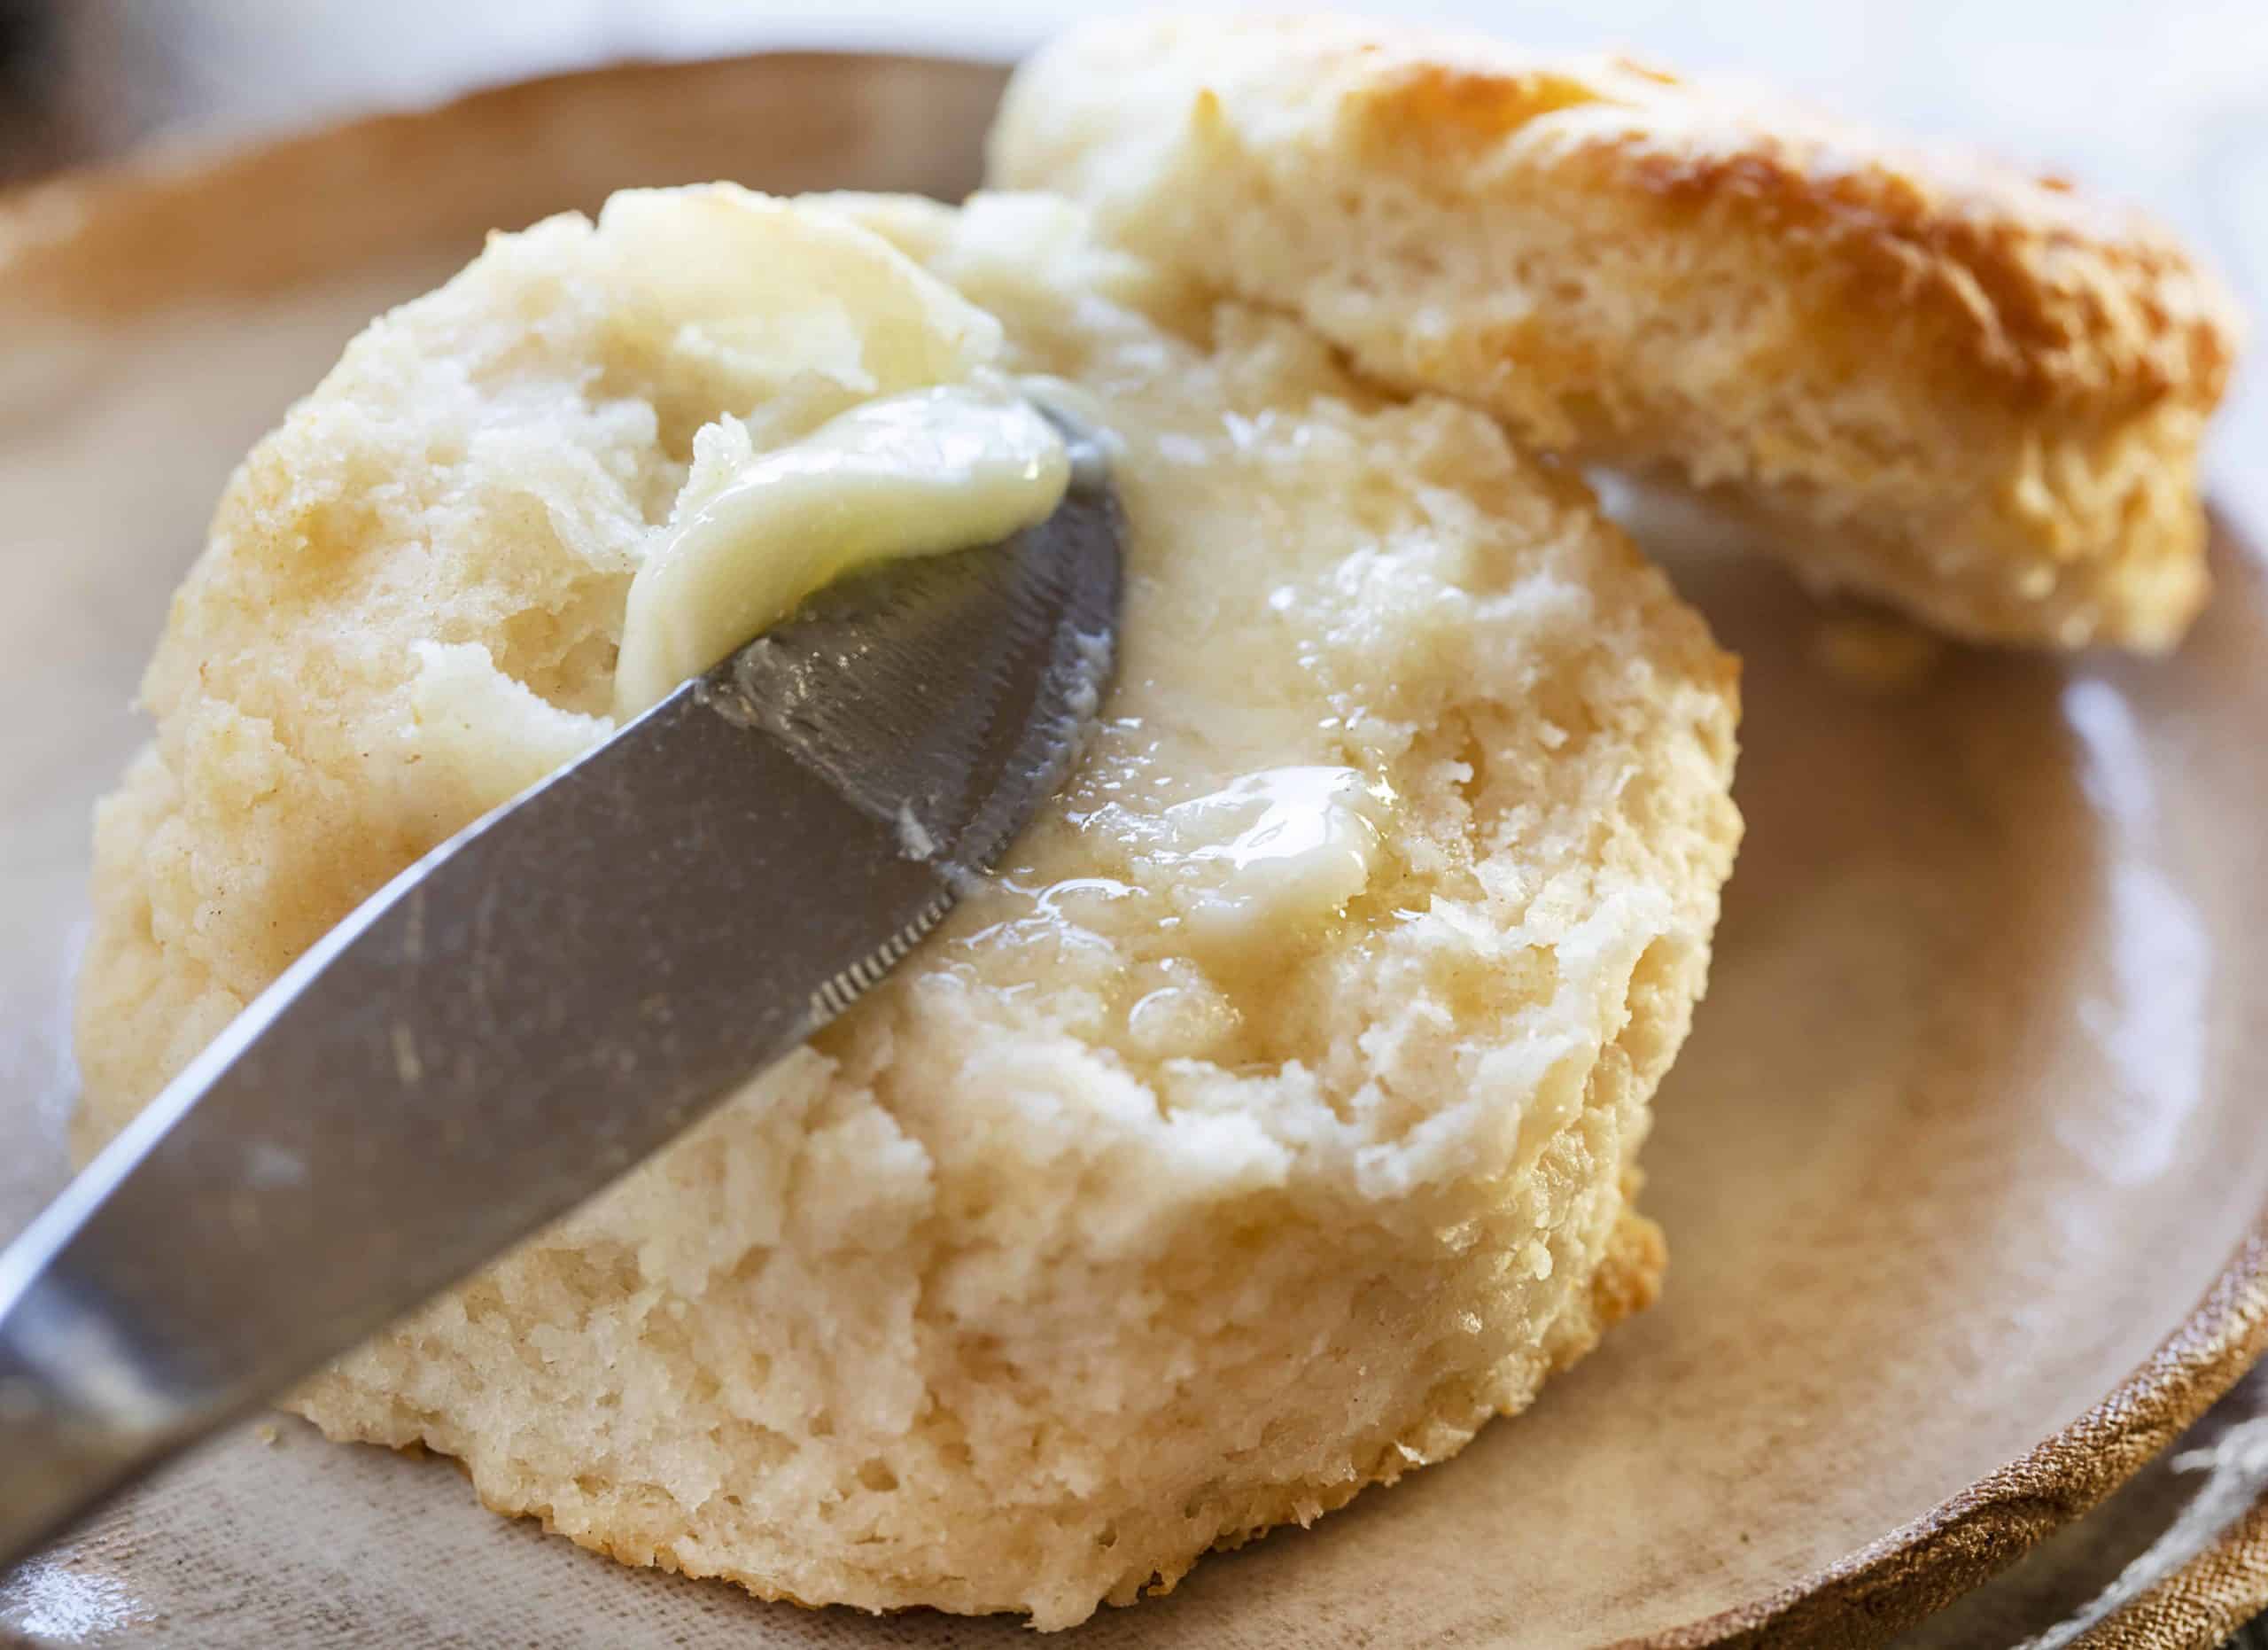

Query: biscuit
[[75, 186, 1740, 1626], [990, 13, 2243, 650]]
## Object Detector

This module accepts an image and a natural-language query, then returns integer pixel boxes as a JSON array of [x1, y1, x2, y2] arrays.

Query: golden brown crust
[[991, 13, 2247, 650], [1352, 51, 2236, 417], [1588, 1204, 1668, 1333]]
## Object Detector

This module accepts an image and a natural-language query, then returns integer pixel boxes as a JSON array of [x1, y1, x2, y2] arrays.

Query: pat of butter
[[1161, 766, 1394, 952], [612, 384, 1069, 719]]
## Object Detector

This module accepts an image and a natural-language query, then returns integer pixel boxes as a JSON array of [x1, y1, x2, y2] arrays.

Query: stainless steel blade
[[0, 424, 1121, 1563]]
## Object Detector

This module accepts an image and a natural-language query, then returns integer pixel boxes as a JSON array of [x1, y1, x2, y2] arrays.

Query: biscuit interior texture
[[991, 12, 2244, 651], [74, 186, 1740, 1627]]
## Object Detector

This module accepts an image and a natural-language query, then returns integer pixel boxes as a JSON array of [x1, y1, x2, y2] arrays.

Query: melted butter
[[611, 382, 1068, 718], [1161, 766, 1395, 953], [951, 765, 1394, 977], [1127, 982, 1241, 1055]]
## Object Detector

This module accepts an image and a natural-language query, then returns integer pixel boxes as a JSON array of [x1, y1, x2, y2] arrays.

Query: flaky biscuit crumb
[[76, 186, 1739, 1627]]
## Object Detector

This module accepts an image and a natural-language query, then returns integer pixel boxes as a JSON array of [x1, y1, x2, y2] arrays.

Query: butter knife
[[0, 422, 1121, 1565]]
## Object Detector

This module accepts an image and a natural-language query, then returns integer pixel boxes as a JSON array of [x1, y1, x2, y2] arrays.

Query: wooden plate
[[3, 52, 2264, 1649]]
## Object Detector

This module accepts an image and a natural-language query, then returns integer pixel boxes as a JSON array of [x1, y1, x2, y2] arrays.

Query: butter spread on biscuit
[[1161, 766, 1394, 953], [612, 383, 1067, 718]]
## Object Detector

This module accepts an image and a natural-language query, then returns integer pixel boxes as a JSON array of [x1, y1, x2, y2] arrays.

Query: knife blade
[[0, 419, 1121, 1564]]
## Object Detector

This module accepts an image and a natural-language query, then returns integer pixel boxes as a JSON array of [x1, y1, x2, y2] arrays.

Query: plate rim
[[4, 47, 2264, 1650], [1643, 1221, 2268, 1648]]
